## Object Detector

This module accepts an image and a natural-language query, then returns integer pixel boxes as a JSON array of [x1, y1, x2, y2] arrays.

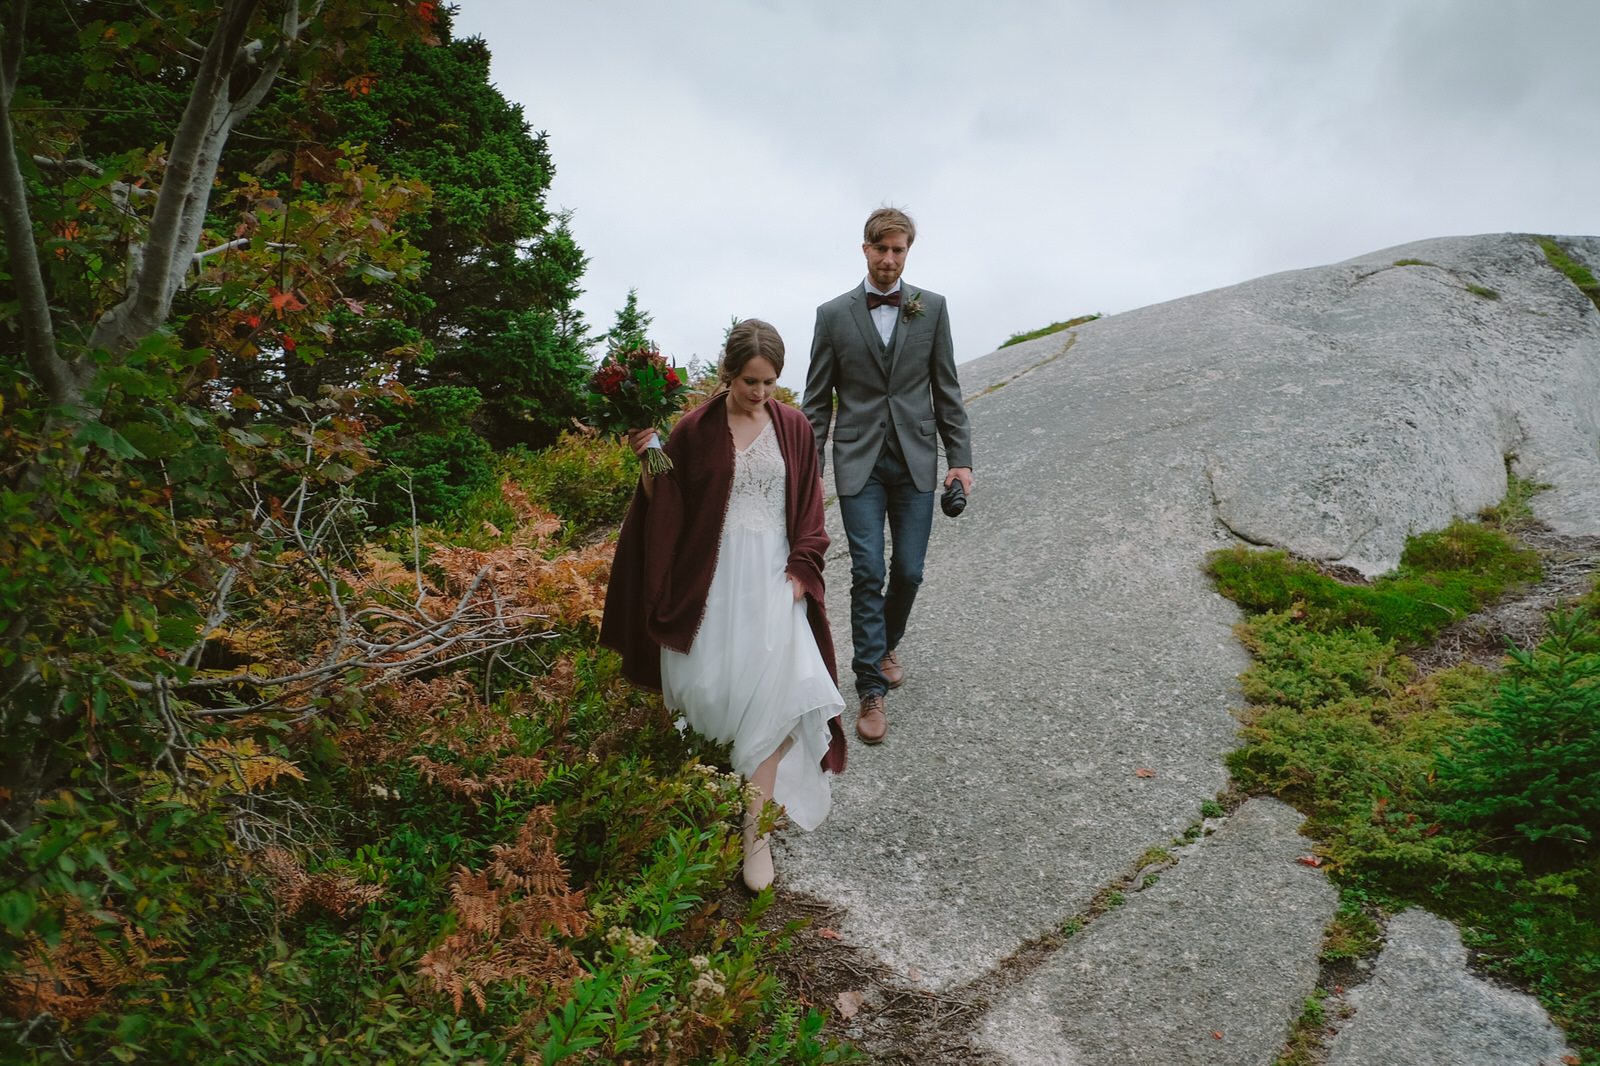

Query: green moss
[[1466, 284, 1499, 300], [998, 313, 1101, 349], [1205, 522, 1540, 648], [1392, 258, 1438, 267]]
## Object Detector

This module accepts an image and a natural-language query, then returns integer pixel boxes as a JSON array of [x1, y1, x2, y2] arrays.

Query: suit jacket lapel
[[848, 287, 890, 373], [887, 282, 913, 373]]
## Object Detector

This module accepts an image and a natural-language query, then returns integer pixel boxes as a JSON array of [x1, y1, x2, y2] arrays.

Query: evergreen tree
[[303, 13, 592, 450], [603, 288, 656, 352]]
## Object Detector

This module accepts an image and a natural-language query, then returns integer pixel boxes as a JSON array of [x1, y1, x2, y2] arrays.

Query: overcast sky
[[452, 0, 1599, 387]]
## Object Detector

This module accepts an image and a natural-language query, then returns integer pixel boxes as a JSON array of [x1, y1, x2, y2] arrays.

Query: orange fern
[[0, 901, 180, 1025], [416, 807, 585, 1012]]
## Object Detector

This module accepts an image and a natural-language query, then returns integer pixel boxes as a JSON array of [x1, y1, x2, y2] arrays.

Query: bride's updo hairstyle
[[717, 319, 785, 392]]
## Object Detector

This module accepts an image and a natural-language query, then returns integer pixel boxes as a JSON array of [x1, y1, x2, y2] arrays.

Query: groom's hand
[[944, 467, 973, 495]]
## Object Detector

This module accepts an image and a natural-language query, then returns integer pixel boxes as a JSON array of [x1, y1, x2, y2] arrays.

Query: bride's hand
[[788, 577, 805, 603], [627, 427, 657, 461]]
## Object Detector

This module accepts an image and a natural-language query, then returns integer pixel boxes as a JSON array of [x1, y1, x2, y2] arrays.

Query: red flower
[[594, 362, 627, 396], [665, 367, 680, 387]]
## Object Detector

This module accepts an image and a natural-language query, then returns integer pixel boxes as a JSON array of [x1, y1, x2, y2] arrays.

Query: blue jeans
[[837, 439, 935, 698]]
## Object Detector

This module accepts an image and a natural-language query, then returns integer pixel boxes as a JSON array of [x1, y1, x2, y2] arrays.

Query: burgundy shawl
[[599, 394, 847, 774]]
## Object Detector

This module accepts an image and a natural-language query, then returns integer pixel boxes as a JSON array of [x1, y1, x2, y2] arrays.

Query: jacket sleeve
[[801, 307, 838, 473], [929, 296, 973, 471]]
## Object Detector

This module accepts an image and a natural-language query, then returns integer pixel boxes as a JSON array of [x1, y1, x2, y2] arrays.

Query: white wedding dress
[[660, 420, 843, 830]]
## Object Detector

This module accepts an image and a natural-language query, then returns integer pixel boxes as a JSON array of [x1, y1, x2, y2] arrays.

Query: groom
[[802, 208, 973, 744]]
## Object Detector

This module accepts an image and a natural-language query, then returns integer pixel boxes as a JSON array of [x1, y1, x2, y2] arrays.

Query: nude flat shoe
[[742, 807, 774, 891]]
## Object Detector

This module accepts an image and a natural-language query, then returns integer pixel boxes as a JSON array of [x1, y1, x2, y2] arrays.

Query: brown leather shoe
[[879, 649, 905, 689], [856, 693, 887, 744]]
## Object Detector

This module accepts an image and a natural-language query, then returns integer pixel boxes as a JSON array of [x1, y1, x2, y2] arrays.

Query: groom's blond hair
[[863, 207, 916, 247]]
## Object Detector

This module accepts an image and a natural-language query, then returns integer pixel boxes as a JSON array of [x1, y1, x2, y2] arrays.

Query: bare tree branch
[[89, 0, 262, 355], [0, 0, 28, 105], [30, 155, 102, 177], [0, 0, 74, 409]]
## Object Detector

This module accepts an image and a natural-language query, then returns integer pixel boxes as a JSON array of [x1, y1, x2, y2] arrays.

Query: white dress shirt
[[864, 278, 901, 347]]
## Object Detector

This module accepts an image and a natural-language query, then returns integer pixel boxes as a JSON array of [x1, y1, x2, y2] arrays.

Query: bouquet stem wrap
[[642, 432, 671, 476]]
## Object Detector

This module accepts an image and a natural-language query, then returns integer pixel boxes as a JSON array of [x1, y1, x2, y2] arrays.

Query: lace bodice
[[723, 420, 786, 534]]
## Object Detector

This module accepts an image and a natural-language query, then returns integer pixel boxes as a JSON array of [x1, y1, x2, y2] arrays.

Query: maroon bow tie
[[866, 290, 901, 310]]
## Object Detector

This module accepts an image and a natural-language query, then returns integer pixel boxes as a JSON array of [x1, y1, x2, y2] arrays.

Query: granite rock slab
[[1326, 909, 1575, 1066], [780, 233, 1600, 1000], [973, 798, 1336, 1065]]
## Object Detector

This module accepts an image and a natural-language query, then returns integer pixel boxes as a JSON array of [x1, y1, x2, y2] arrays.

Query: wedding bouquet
[[585, 344, 689, 475]]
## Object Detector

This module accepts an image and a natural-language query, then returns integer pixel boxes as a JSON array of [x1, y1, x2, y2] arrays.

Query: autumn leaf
[[817, 927, 842, 941], [269, 288, 308, 313], [1134, 767, 1155, 778], [834, 990, 864, 1019], [1297, 855, 1324, 868]]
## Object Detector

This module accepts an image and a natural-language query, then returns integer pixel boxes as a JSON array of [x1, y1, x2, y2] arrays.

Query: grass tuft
[[1538, 236, 1600, 311], [1392, 258, 1438, 268], [1466, 284, 1499, 300], [1321, 902, 1381, 961], [998, 314, 1101, 349], [1480, 468, 1551, 528]]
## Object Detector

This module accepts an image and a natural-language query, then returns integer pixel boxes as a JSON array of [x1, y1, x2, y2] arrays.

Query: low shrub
[[1, 458, 854, 1064], [358, 385, 499, 527], [1211, 505, 1599, 1055], [1439, 607, 1600, 853], [520, 433, 638, 540]]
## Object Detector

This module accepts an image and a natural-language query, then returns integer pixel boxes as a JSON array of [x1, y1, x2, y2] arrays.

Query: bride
[[600, 319, 847, 890]]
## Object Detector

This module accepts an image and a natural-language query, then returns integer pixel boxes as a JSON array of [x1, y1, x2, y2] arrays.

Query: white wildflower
[[603, 926, 658, 961], [689, 969, 726, 1000]]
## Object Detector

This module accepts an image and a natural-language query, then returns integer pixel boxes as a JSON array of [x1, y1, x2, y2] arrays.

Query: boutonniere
[[901, 291, 925, 323]]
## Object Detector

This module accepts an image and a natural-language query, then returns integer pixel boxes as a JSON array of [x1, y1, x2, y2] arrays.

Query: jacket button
[[878, 420, 886, 427]]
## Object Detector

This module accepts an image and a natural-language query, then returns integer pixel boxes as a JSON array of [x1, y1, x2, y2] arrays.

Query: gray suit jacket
[[802, 281, 973, 497]]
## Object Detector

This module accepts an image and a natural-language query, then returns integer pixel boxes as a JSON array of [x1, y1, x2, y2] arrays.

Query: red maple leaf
[[269, 287, 307, 312]]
